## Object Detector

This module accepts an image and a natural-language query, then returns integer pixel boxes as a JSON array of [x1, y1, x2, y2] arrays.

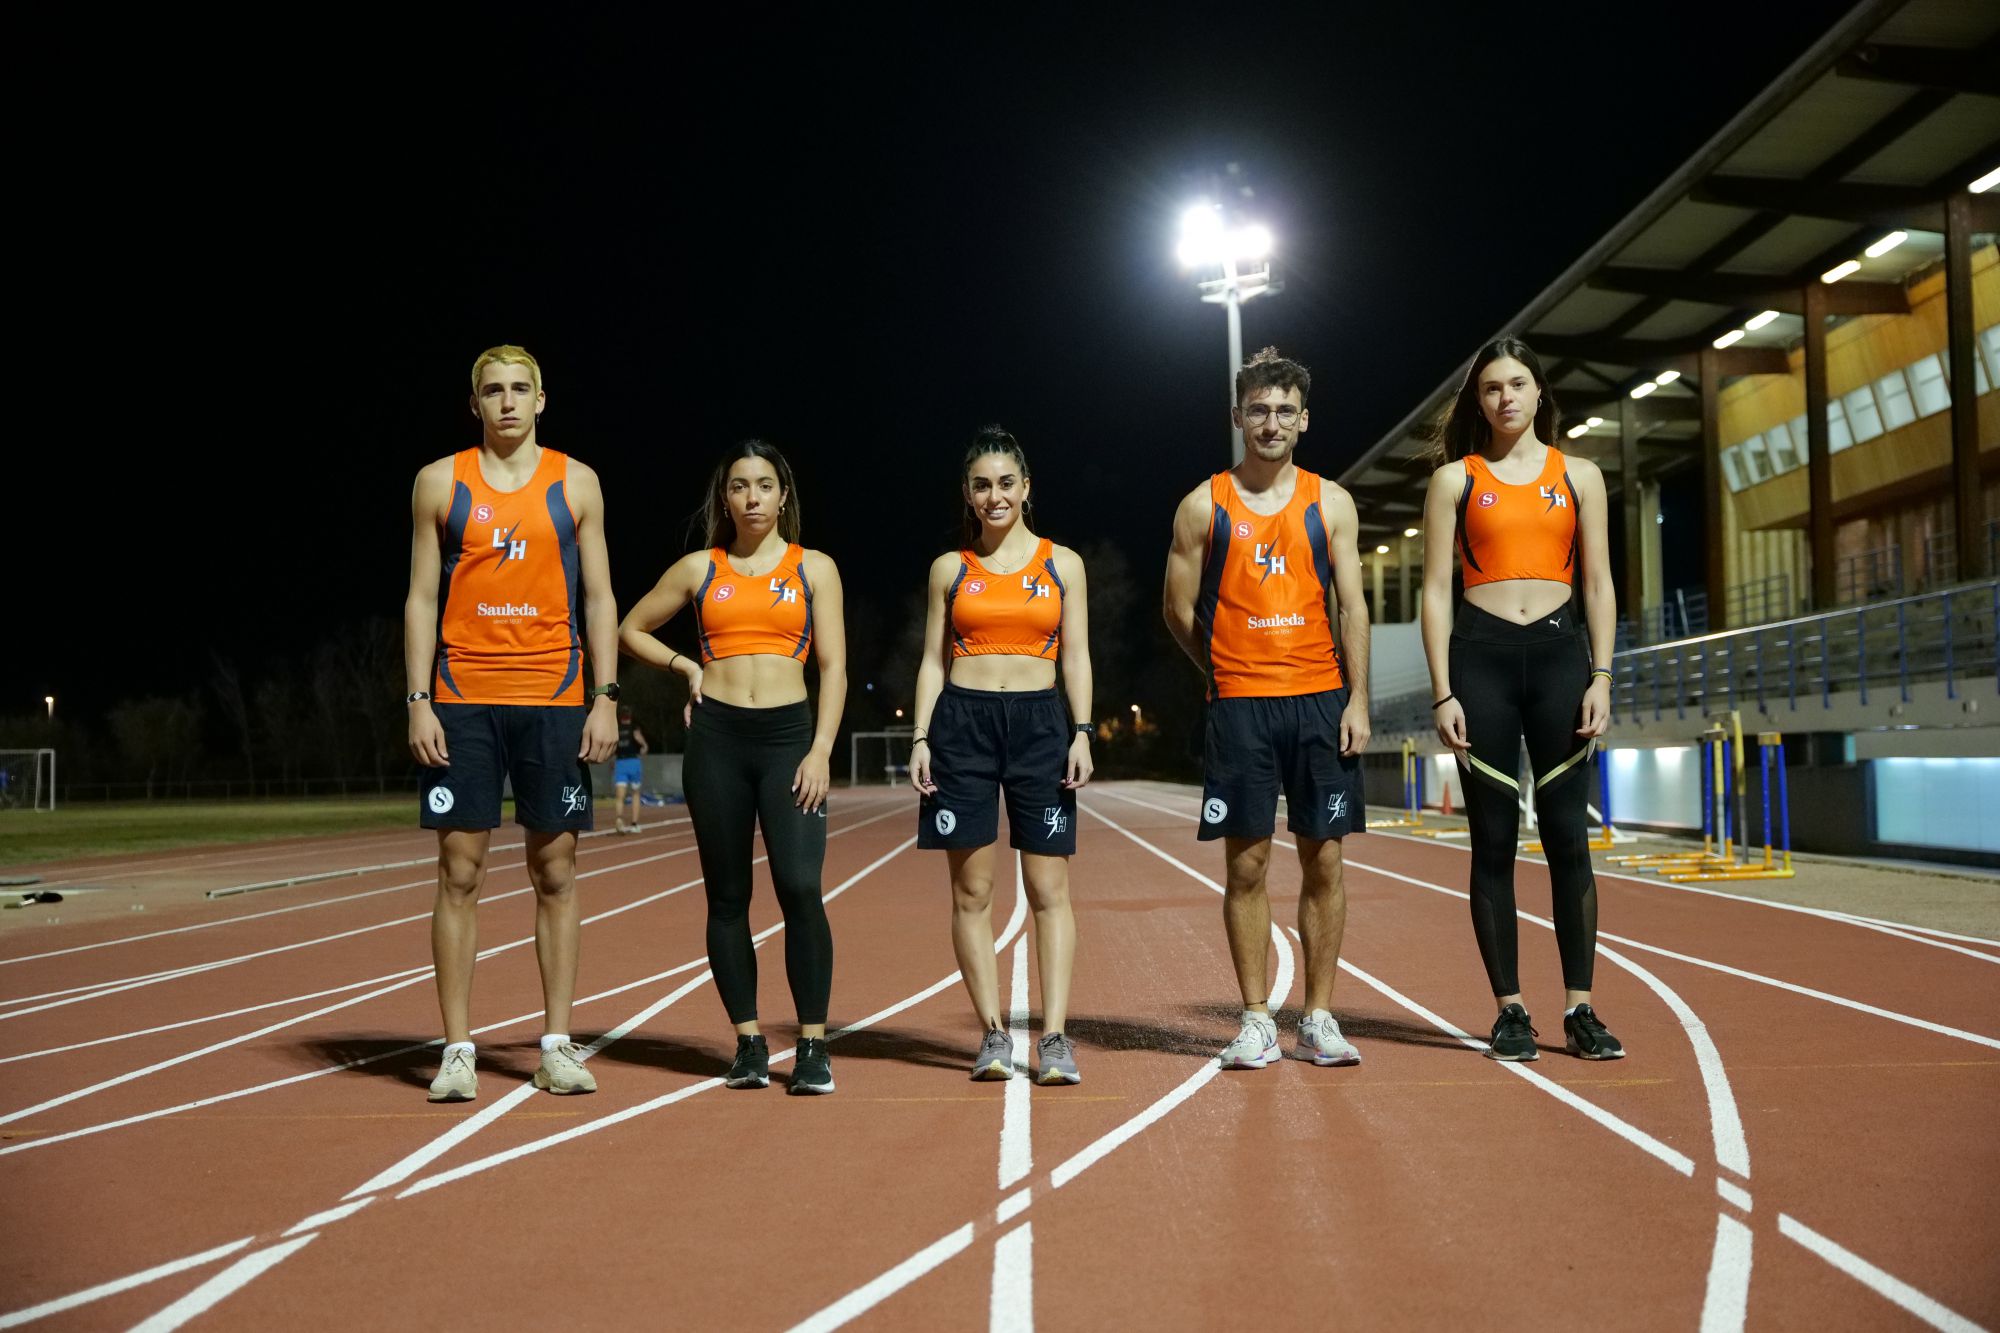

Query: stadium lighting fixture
[[1713, 329, 1746, 349], [1586, 416, 1604, 427], [44, 695, 53, 719], [1566, 422, 1590, 439], [1822, 259, 1862, 284], [1654, 370, 1681, 386], [1630, 381, 1658, 399], [1745, 310, 1780, 331], [1403, 527, 1419, 538], [1375, 544, 1390, 555], [1970, 165, 1998, 193], [1177, 197, 1281, 464], [1864, 231, 1907, 258]]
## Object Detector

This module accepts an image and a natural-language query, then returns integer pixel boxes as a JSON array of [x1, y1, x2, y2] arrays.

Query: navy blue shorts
[[421, 704, 593, 833], [919, 684, 1077, 856], [1199, 688, 1364, 842]]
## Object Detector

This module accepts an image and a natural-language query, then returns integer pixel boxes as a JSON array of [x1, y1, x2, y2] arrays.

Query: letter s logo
[[1203, 797, 1228, 825], [935, 809, 957, 835]]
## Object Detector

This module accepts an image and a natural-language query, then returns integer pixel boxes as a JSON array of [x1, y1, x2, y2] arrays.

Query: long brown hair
[[1424, 337, 1560, 468], [697, 440, 802, 550], [960, 425, 1035, 546]]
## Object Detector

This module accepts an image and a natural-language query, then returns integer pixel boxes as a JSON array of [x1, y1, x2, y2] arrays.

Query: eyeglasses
[[1240, 404, 1303, 427]]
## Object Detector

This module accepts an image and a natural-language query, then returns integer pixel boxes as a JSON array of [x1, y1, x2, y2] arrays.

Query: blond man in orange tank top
[[403, 345, 620, 1103], [1164, 348, 1372, 1071]]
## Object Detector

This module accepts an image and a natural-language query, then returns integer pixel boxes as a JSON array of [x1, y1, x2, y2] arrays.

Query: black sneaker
[[1563, 1005, 1626, 1060], [725, 1034, 770, 1089], [1486, 1004, 1539, 1061], [789, 1037, 835, 1095]]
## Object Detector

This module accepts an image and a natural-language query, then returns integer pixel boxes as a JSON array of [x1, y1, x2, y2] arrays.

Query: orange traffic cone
[[1441, 776, 1454, 818]]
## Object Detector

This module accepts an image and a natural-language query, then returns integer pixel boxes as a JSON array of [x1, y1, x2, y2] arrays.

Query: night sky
[[18, 6, 1849, 728]]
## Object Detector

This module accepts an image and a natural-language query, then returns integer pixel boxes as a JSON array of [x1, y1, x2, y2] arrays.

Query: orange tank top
[[694, 543, 814, 663], [1456, 448, 1578, 588], [948, 537, 1064, 661], [434, 446, 583, 706], [1197, 469, 1345, 700]]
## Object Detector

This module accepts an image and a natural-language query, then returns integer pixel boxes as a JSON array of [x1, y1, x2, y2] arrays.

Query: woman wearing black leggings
[[619, 441, 847, 1093], [1419, 337, 1623, 1061]]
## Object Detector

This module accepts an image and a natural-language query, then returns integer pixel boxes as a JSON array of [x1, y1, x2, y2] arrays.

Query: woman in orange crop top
[[1419, 337, 1626, 1063], [910, 425, 1093, 1085], [618, 440, 848, 1094]]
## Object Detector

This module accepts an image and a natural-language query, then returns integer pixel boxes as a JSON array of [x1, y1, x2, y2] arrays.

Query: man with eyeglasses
[[1163, 346, 1372, 1071]]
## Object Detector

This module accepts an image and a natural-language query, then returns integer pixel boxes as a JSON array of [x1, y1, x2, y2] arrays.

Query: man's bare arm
[[404, 460, 452, 767], [1324, 483, 1372, 755], [1162, 485, 1212, 677], [569, 461, 619, 763]]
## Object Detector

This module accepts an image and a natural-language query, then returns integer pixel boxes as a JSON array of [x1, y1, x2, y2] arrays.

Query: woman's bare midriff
[[1463, 577, 1573, 624], [949, 654, 1057, 692], [700, 655, 808, 708]]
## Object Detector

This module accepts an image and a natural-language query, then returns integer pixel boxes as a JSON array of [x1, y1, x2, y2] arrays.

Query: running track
[[0, 783, 1994, 1331]]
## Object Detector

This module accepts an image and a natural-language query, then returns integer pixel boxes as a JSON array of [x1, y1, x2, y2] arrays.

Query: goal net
[[0, 749, 56, 811], [848, 730, 916, 787]]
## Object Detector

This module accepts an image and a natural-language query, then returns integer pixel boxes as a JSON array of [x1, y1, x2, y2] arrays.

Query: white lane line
[[1700, 1214, 1754, 1333], [1717, 1179, 1753, 1213], [1117, 788, 2000, 1052], [1595, 943, 1750, 1178], [126, 1234, 322, 1333], [790, 1225, 978, 1333], [0, 817, 707, 970], [1776, 1213, 1985, 1333], [999, 936, 1032, 1190], [0, 1237, 254, 1330], [790, 798, 1293, 1333], [989, 1223, 1033, 1333], [282, 1198, 374, 1237], [996, 1189, 1032, 1225], [0, 804, 910, 1156]]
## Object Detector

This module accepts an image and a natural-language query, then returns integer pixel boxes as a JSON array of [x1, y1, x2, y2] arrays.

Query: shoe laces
[[798, 1037, 828, 1064], [1570, 1006, 1609, 1039], [1038, 1033, 1072, 1062], [1494, 1008, 1537, 1040], [981, 1029, 1012, 1057], [443, 1048, 473, 1073]]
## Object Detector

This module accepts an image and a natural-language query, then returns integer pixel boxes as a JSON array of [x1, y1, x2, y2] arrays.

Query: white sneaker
[[1293, 1009, 1361, 1067], [533, 1041, 599, 1094], [427, 1046, 477, 1102], [1218, 1011, 1281, 1069]]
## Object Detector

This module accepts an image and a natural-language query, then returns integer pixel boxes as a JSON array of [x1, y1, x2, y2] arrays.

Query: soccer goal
[[0, 749, 56, 811], [848, 729, 916, 787]]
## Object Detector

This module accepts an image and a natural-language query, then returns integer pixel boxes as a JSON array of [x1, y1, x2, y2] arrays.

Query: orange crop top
[[1456, 448, 1579, 588], [947, 537, 1064, 661], [694, 544, 814, 663]]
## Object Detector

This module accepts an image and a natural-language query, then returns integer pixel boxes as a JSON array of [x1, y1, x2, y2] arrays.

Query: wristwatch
[[1075, 723, 1098, 739], [406, 691, 432, 704], [589, 683, 621, 701]]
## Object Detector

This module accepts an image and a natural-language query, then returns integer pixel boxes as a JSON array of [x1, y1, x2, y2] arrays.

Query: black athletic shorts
[[420, 703, 593, 833], [1198, 687, 1364, 842], [918, 683, 1077, 856]]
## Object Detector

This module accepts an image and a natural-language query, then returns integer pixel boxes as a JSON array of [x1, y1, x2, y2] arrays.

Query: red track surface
[[2, 782, 1995, 1331]]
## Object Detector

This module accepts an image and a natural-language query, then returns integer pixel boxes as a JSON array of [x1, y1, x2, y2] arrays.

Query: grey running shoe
[[1292, 1009, 1361, 1067], [971, 1028, 1015, 1081], [1219, 1011, 1281, 1069], [1486, 1004, 1539, 1061], [1563, 1004, 1626, 1060], [427, 1046, 477, 1102], [1036, 1032, 1081, 1085], [533, 1041, 599, 1094]]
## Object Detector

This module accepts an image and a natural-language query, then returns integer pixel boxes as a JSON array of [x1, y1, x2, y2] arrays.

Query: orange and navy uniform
[[1455, 448, 1579, 588], [946, 537, 1064, 661], [694, 544, 814, 662], [434, 446, 583, 706], [1196, 469, 1345, 699]]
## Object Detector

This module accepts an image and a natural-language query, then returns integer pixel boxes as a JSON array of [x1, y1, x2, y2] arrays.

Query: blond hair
[[469, 344, 543, 397]]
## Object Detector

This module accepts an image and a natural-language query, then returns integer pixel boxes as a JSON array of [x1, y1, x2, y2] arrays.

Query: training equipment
[[849, 728, 918, 786], [1367, 740, 1425, 828], [1669, 729, 1795, 882], [0, 749, 56, 811], [1523, 745, 1634, 852]]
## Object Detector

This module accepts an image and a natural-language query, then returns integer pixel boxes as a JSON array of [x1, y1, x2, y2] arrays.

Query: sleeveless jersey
[[1456, 447, 1579, 588], [1196, 468, 1345, 700], [615, 719, 640, 759], [434, 446, 583, 705], [694, 543, 814, 663], [947, 537, 1064, 661]]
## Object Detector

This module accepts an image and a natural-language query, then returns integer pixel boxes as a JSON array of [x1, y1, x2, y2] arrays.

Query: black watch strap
[[589, 683, 621, 700], [1075, 722, 1098, 738]]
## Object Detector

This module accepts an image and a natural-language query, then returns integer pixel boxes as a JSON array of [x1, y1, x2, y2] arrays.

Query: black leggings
[[684, 698, 831, 1025], [1449, 604, 1598, 997]]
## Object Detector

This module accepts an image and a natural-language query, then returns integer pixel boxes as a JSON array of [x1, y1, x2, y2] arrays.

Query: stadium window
[[1873, 367, 1917, 432], [1827, 398, 1854, 452], [1843, 384, 1884, 444], [1907, 354, 1951, 417], [1980, 324, 2000, 385], [1741, 434, 1771, 483], [1764, 427, 1800, 473], [1721, 445, 1745, 493], [1942, 348, 1990, 398]]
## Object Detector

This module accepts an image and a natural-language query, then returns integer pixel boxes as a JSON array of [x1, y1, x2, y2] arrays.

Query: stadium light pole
[[1177, 203, 1281, 465], [44, 695, 53, 720]]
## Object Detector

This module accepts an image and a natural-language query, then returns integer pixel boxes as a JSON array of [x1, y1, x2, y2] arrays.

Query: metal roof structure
[[1340, 0, 1999, 549]]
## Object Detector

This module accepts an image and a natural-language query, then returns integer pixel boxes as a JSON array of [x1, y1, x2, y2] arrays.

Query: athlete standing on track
[[911, 426, 1092, 1085], [613, 706, 649, 834], [1420, 337, 1623, 1061], [405, 344, 620, 1103], [1164, 347, 1371, 1071], [618, 441, 848, 1095]]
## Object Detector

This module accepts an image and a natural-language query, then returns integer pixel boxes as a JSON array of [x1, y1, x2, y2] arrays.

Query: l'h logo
[[1022, 574, 1051, 600], [1255, 542, 1286, 582], [1539, 485, 1569, 512], [491, 523, 527, 562], [769, 576, 799, 605]]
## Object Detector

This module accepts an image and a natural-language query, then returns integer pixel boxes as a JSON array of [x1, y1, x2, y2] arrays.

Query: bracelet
[[667, 651, 682, 671], [1432, 694, 1456, 711], [911, 730, 927, 742], [910, 737, 930, 749], [1590, 668, 1614, 681]]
